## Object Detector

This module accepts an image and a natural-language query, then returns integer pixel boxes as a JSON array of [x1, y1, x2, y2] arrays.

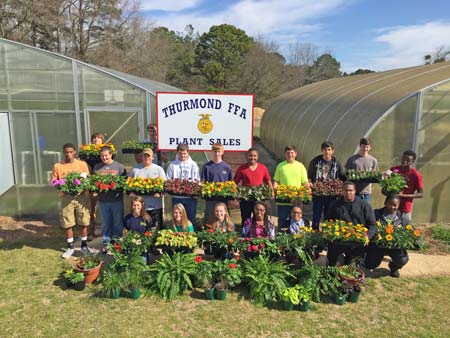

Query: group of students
[[52, 128, 423, 277]]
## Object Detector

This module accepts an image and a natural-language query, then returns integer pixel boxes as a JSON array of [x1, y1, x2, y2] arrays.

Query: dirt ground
[[1, 215, 449, 278]]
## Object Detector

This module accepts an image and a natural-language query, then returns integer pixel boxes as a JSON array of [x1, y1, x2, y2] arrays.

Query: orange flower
[[386, 224, 394, 234], [414, 229, 420, 237]]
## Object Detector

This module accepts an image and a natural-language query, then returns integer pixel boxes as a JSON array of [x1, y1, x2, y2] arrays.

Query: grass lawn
[[1, 228, 450, 338]]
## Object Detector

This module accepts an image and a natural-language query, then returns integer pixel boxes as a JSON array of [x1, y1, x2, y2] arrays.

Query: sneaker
[[389, 262, 400, 278], [62, 248, 75, 259]]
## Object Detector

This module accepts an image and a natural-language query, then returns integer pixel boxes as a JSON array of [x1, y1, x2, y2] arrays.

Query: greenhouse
[[261, 62, 450, 223], [0, 38, 181, 216]]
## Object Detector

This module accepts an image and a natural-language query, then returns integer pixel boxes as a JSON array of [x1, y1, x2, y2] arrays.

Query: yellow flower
[[405, 225, 413, 231], [386, 234, 393, 241]]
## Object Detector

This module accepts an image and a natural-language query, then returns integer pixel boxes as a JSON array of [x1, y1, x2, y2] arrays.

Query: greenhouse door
[[0, 113, 15, 194], [84, 107, 144, 166]]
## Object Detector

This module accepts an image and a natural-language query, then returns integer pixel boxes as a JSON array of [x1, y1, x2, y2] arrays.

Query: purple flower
[[50, 178, 59, 187], [59, 179, 66, 185], [73, 179, 81, 186], [392, 169, 399, 173]]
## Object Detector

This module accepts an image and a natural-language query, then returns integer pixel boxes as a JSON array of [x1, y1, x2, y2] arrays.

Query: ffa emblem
[[198, 114, 213, 134]]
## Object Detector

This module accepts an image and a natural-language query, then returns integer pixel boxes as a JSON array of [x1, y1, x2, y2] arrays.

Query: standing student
[[345, 137, 378, 203], [94, 146, 127, 254], [166, 203, 195, 233], [85, 132, 106, 241], [234, 148, 274, 224], [273, 145, 309, 224], [390, 150, 423, 219], [52, 143, 91, 258], [123, 196, 153, 234], [166, 144, 200, 227], [202, 143, 233, 222], [129, 147, 167, 230], [308, 141, 345, 230]]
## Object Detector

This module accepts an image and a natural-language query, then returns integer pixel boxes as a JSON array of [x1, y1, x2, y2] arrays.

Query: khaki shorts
[[60, 193, 90, 229]]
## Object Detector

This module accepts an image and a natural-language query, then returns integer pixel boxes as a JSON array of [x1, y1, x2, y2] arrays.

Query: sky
[[138, 0, 450, 73]]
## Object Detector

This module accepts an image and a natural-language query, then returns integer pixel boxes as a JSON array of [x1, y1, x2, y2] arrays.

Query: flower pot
[[214, 288, 227, 301], [348, 290, 361, 303], [282, 300, 294, 311], [130, 287, 141, 299], [73, 280, 86, 291], [205, 288, 215, 300], [111, 288, 121, 299], [335, 293, 347, 306], [76, 261, 103, 284], [299, 301, 311, 312]]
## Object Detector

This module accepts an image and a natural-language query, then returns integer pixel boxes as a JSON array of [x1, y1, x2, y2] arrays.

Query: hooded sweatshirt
[[166, 155, 200, 199]]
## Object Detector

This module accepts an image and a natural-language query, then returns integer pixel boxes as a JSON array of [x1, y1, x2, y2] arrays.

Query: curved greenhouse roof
[[262, 62, 450, 160], [261, 62, 450, 222]]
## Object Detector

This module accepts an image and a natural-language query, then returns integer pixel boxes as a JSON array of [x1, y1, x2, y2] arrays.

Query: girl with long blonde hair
[[206, 202, 235, 232], [166, 203, 195, 232]]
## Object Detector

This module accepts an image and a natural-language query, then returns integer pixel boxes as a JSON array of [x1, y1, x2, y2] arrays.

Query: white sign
[[156, 92, 254, 151]]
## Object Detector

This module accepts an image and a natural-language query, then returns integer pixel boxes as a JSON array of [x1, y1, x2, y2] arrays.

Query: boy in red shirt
[[391, 150, 423, 219]]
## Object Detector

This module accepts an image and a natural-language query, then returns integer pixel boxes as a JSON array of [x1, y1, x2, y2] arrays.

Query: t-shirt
[[345, 154, 378, 194], [234, 163, 271, 187], [93, 161, 126, 202], [307, 155, 344, 183], [129, 164, 167, 210], [202, 161, 232, 183], [52, 159, 89, 179], [166, 222, 195, 233], [391, 165, 423, 213], [274, 160, 308, 186], [123, 214, 152, 233]]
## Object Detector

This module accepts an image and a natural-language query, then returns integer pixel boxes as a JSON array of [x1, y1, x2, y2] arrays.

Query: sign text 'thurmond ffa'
[[156, 92, 254, 151]]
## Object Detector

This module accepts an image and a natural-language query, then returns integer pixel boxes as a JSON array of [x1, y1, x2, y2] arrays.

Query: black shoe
[[389, 262, 400, 278]]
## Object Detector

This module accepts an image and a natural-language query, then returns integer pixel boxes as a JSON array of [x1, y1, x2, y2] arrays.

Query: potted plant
[[194, 256, 214, 300], [321, 220, 369, 246], [101, 266, 123, 299], [338, 263, 365, 303], [310, 179, 343, 197], [297, 285, 313, 311], [335, 281, 352, 305], [238, 237, 280, 259], [375, 221, 422, 250], [149, 252, 197, 301], [275, 184, 312, 204], [280, 286, 300, 311], [212, 258, 242, 301], [79, 142, 116, 160], [88, 173, 126, 193], [164, 179, 202, 197], [379, 169, 407, 195], [121, 140, 154, 153], [64, 268, 85, 291], [50, 172, 90, 195], [154, 230, 198, 255], [201, 181, 237, 200], [236, 184, 272, 201], [242, 255, 293, 307], [124, 176, 164, 195], [75, 254, 103, 284]]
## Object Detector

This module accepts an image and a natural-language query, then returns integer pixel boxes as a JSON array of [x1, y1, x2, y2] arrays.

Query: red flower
[[251, 245, 259, 252], [109, 182, 115, 189], [194, 256, 203, 263], [229, 263, 236, 269], [144, 231, 151, 237], [100, 183, 109, 190], [113, 242, 122, 251], [234, 254, 240, 260], [244, 237, 250, 242], [96, 181, 101, 187], [260, 243, 266, 248]]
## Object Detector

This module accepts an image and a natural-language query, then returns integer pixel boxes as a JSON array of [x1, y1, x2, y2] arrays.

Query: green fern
[[150, 253, 197, 301]]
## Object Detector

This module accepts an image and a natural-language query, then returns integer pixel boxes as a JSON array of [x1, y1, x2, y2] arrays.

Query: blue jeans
[[277, 205, 292, 225], [99, 200, 124, 246], [172, 197, 197, 226], [312, 196, 336, 230]]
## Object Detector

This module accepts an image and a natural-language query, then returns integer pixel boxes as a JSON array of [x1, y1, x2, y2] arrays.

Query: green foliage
[[242, 255, 293, 306], [379, 171, 407, 194], [236, 184, 272, 201], [430, 224, 450, 245], [212, 258, 242, 289], [155, 230, 197, 249], [307, 53, 341, 82], [195, 24, 254, 89], [101, 266, 124, 298], [77, 254, 101, 270], [121, 140, 154, 150], [64, 269, 85, 283], [149, 253, 197, 301], [194, 257, 214, 288]]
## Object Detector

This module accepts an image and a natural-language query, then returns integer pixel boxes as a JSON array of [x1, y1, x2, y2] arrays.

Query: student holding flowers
[[166, 203, 195, 233], [52, 143, 91, 258], [364, 194, 411, 278]]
